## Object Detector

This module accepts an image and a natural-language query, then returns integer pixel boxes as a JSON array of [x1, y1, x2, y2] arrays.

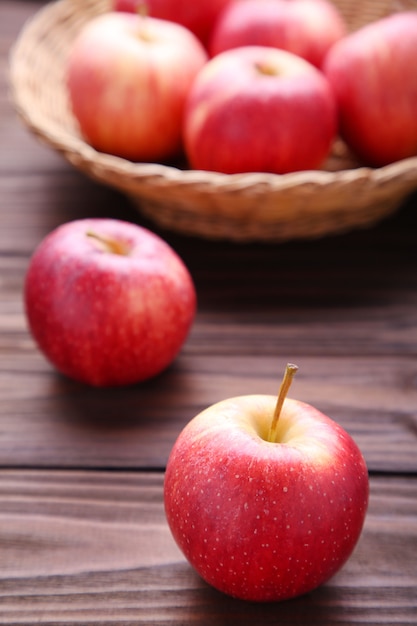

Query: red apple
[[113, 0, 231, 47], [164, 364, 369, 602], [323, 11, 417, 167], [183, 46, 337, 175], [24, 219, 196, 387], [209, 0, 347, 68], [66, 12, 207, 162]]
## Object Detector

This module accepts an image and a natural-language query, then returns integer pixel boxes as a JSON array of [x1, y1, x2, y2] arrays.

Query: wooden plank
[[0, 471, 415, 625], [1, 167, 416, 275], [0, 352, 416, 472]]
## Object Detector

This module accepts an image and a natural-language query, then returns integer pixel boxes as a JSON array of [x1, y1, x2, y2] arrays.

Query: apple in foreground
[[24, 219, 196, 387], [164, 364, 369, 602], [209, 0, 347, 68], [323, 11, 417, 167], [183, 46, 337, 174], [113, 0, 231, 46], [66, 12, 207, 162]]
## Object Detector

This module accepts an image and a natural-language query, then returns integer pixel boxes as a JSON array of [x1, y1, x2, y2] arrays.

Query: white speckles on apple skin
[[24, 219, 196, 387], [164, 395, 369, 602]]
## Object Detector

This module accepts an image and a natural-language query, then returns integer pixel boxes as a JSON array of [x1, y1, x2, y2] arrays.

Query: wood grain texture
[[0, 471, 416, 625], [1, 3, 417, 624], [0, 351, 416, 472]]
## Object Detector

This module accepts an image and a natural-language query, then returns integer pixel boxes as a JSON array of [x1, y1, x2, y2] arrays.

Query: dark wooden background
[[1, 2, 416, 624]]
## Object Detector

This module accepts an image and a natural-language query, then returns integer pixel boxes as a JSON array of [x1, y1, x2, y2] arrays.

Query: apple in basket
[[183, 45, 337, 174], [24, 219, 196, 387], [164, 364, 369, 602], [323, 11, 417, 167], [66, 11, 207, 162], [209, 0, 347, 68], [113, 0, 231, 46]]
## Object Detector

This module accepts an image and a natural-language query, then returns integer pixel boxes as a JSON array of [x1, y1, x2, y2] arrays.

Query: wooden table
[[1, 2, 417, 623]]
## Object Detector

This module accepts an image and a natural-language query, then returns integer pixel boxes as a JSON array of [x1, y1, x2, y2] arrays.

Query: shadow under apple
[[39, 359, 202, 469]]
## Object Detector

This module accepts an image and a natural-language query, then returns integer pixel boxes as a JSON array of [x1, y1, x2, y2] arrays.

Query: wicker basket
[[9, 0, 417, 241]]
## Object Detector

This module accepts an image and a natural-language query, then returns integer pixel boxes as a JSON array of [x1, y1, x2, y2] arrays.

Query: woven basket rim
[[12, 71, 417, 190]]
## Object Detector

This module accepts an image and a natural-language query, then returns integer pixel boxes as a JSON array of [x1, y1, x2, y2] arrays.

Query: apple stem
[[86, 230, 130, 256], [137, 1, 149, 18], [268, 363, 298, 443], [135, 2, 154, 42]]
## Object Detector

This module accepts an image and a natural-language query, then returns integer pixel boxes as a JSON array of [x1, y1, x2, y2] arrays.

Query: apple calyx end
[[86, 230, 131, 256], [267, 363, 298, 443]]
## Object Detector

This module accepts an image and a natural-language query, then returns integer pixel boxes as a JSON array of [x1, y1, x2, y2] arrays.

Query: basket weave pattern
[[9, 0, 417, 241]]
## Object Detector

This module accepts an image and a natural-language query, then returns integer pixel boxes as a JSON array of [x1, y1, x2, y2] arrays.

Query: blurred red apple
[[323, 11, 417, 167], [183, 45, 337, 174], [209, 0, 347, 67], [25, 219, 196, 387], [113, 0, 231, 47], [165, 364, 369, 602], [67, 12, 207, 162]]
